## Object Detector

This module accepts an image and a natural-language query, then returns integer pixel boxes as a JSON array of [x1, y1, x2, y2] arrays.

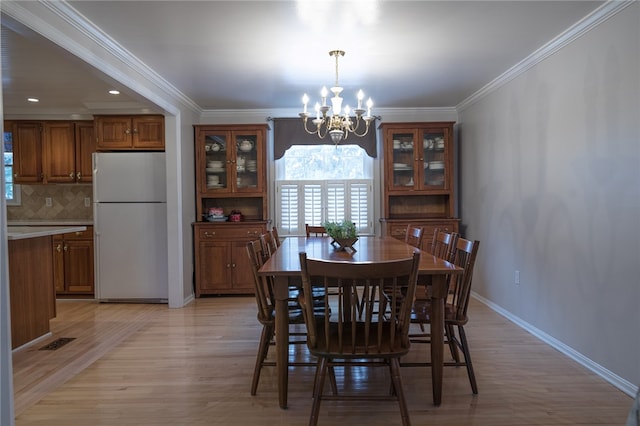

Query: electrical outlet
[[84, 197, 91, 207], [45, 197, 52, 207], [515, 270, 520, 285]]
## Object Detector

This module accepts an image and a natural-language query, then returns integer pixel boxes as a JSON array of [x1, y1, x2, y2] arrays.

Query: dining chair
[[270, 226, 281, 248], [408, 236, 480, 394], [305, 224, 328, 237], [260, 232, 278, 258], [430, 229, 458, 262], [298, 251, 421, 426], [246, 239, 318, 395], [404, 224, 424, 249]]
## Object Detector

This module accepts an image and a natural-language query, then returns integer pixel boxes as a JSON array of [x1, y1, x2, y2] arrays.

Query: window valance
[[272, 117, 377, 159]]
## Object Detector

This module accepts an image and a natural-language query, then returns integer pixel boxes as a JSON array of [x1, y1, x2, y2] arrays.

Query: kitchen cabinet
[[53, 226, 94, 296], [7, 121, 44, 183], [44, 121, 96, 183], [192, 124, 269, 296], [95, 115, 165, 150], [193, 223, 265, 295], [380, 122, 459, 249]]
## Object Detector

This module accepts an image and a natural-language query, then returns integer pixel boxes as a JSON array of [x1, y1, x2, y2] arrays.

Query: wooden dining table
[[257, 235, 463, 409]]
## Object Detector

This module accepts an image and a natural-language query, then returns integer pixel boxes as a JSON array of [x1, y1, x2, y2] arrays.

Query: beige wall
[[457, 3, 639, 392]]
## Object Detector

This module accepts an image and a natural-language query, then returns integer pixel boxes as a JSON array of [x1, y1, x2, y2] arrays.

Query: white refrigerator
[[93, 152, 168, 302]]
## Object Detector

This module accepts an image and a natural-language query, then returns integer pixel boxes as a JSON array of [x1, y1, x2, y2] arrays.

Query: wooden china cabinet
[[192, 124, 269, 296], [380, 122, 459, 250]]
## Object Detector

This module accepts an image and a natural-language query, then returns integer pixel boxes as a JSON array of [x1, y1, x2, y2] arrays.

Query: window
[[3, 129, 20, 206], [275, 145, 373, 235]]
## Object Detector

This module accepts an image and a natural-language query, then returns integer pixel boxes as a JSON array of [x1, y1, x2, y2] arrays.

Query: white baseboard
[[471, 292, 638, 398]]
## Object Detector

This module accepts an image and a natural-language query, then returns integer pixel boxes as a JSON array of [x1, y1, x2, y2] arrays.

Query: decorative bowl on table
[[323, 220, 358, 252], [330, 237, 358, 252]]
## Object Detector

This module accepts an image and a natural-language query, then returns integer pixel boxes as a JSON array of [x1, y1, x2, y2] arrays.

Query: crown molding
[[199, 107, 458, 125], [456, 0, 636, 112]]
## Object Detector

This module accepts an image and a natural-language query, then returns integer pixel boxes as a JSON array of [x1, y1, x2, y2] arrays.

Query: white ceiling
[[1, 1, 605, 117]]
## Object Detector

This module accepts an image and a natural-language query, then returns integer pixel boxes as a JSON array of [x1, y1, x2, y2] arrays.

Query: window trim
[[6, 184, 21, 206]]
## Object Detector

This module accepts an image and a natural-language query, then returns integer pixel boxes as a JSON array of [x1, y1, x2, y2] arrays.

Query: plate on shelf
[[206, 167, 225, 172], [393, 163, 412, 170], [206, 216, 228, 222], [208, 183, 224, 188]]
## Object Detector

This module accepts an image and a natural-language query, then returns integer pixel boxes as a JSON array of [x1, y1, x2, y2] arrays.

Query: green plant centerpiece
[[323, 220, 358, 252]]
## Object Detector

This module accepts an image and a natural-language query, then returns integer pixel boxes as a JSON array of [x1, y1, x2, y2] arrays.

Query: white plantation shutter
[[349, 181, 371, 231], [278, 184, 299, 235], [326, 182, 346, 223], [276, 180, 373, 236], [304, 184, 323, 226]]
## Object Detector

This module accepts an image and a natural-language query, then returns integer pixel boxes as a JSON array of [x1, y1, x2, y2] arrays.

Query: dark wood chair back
[[260, 232, 278, 258], [246, 239, 274, 324], [432, 229, 458, 262], [448, 236, 480, 322], [297, 251, 421, 426], [270, 226, 281, 248], [404, 224, 424, 249], [305, 224, 327, 237]]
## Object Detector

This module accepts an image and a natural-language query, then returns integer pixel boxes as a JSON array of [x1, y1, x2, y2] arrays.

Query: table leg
[[430, 274, 447, 406], [273, 276, 290, 409]]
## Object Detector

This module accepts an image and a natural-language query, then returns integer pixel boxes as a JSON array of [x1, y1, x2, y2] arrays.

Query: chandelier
[[300, 50, 374, 144]]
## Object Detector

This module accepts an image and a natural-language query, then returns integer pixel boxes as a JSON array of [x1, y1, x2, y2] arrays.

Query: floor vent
[[39, 337, 75, 351]]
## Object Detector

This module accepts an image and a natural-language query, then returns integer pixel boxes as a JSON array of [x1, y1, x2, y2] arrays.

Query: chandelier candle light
[[300, 50, 374, 144]]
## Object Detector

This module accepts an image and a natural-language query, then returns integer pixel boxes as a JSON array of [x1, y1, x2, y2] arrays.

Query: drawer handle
[[204, 231, 216, 237]]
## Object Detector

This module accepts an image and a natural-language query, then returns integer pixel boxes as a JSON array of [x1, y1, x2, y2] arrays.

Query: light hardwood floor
[[12, 297, 632, 425]]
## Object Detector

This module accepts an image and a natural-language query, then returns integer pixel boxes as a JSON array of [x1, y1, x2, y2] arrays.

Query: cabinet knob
[[14, 173, 18, 178], [226, 263, 231, 268], [69, 172, 75, 179], [232, 263, 236, 268], [125, 128, 131, 135], [76, 172, 81, 180], [132, 128, 138, 134], [64, 245, 68, 252], [56, 244, 62, 253]]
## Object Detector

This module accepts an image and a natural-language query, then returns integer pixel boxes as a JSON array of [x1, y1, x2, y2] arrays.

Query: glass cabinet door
[[390, 131, 416, 189], [203, 132, 228, 191], [233, 131, 260, 192], [421, 129, 447, 189]]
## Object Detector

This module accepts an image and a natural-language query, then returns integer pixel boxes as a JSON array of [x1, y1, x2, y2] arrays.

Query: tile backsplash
[[7, 184, 93, 221]]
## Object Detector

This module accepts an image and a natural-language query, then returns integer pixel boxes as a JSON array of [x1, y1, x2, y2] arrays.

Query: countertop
[[7, 225, 88, 240], [7, 220, 93, 226]]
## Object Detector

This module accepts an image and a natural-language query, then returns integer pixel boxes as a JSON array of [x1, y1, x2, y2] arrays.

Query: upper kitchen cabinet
[[43, 121, 96, 183], [380, 122, 459, 249], [95, 115, 165, 151], [194, 124, 268, 221], [7, 121, 44, 183]]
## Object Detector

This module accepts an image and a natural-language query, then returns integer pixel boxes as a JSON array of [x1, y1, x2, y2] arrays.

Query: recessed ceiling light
[[108, 90, 120, 95], [27, 98, 39, 103]]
